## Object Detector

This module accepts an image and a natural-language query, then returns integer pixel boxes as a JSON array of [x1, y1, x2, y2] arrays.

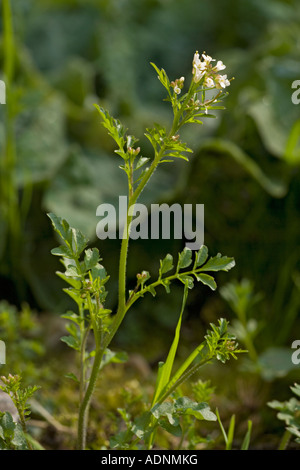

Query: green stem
[[278, 429, 291, 450], [76, 347, 105, 450], [125, 267, 211, 312], [79, 325, 90, 405], [102, 110, 182, 351]]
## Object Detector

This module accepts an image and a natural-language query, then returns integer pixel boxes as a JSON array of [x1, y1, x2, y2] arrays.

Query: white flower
[[204, 76, 215, 88], [202, 53, 215, 65], [193, 67, 205, 83], [174, 84, 181, 94], [193, 51, 201, 68], [214, 60, 226, 71], [192, 51, 207, 83], [216, 74, 230, 89]]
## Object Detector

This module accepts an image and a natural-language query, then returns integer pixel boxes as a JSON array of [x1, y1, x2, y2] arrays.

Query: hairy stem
[[76, 347, 105, 450]]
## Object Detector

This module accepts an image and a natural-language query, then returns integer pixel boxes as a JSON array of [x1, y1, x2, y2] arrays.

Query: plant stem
[[76, 346, 105, 450], [278, 429, 291, 450], [79, 325, 90, 404]]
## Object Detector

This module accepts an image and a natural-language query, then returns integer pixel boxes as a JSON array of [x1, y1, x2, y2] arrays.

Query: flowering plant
[[47, 51, 242, 450]]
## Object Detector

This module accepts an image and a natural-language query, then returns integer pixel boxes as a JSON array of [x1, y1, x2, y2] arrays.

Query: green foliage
[[47, 212, 121, 369], [268, 383, 300, 448], [216, 409, 252, 450], [110, 319, 244, 449], [0, 374, 40, 450], [0, 301, 46, 380], [0, 375, 40, 420], [127, 246, 235, 306], [0, 411, 28, 450]]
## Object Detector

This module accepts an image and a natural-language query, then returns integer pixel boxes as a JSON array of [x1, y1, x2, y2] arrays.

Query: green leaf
[[91, 264, 108, 281], [94, 105, 127, 151], [84, 248, 100, 270], [199, 253, 235, 272], [150, 63, 171, 96], [159, 419, 182, 437], [51, 245, 73, 258], [135, 157, 150, 170], [71, 227, 88, 257], [216, 408, 228, 446], [195, 273, 217, 291], [61, 335, 80, 351], [161, 279, 171, 293], [159, 254, 174, 277], [64, 373, 80, 383], [0, 412, 15, 440], [174, 397, 217, 421], [151, 285, 189, 406], [63, 287, 84, 307], [195, 246, 209, 267], [61, 311, 84, 326], [65, 322, 79, 338], [179, 274, 194, 289], [177, 247, 193, 270], [227, 414, 235, 450], [11, 424, 28, 450], [100, 349, 128, 370], [241, 420, 252, 450], [131, 412, 153, 440], [56, 271, 82, 289], [48, 213, 88, 258], [290, 384, 300, 398], [148, 285, 157, 297], [151, 402, 178, 426], [64, 264, 81, 278], [47, 213, 72, 245]]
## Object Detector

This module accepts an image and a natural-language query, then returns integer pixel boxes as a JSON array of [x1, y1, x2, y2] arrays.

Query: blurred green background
[[0, 0, 300, 448]]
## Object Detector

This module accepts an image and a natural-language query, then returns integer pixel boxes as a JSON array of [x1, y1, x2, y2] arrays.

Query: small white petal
[[215, 60, 226, 71], [202, 53, 215, 64], [205, 76, 215, 88], [193, 67, 205, 83], [216, 74, 230, 89]]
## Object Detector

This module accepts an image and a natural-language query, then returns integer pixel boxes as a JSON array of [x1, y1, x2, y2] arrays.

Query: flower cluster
[[170, 76, 185, 95], [192, 51, 230, 89]]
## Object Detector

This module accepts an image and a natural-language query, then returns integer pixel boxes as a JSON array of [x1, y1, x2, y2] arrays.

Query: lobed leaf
[[199, 253, 235, 272], [177, 247, 193, 271], [159, 253, 174, 277], [84, 247, 100, 270]]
